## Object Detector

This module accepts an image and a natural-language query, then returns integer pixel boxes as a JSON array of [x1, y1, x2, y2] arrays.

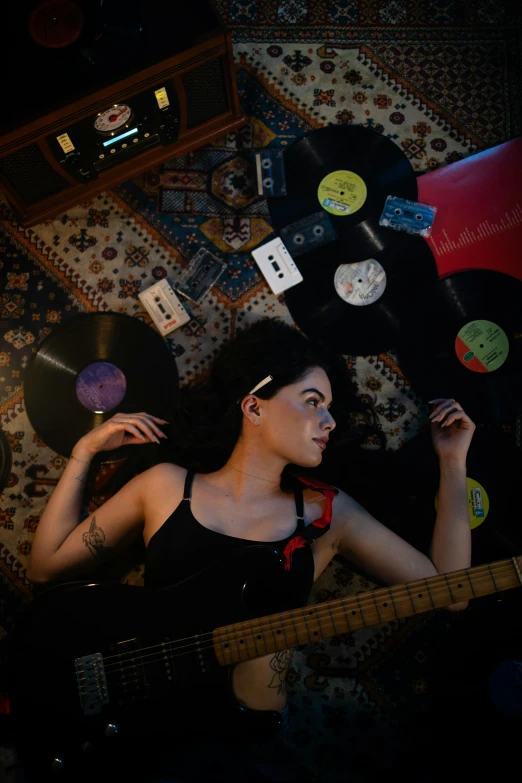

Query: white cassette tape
[[251, 238, 303, 295], [138, 278, 191, 337]]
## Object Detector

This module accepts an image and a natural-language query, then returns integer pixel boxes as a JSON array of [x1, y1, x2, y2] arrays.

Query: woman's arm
[[27, 444, 96, 578], [27, 412, 168, 584], [330, 398, 474, 612]]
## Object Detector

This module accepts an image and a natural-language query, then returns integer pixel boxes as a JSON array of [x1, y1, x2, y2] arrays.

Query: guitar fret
[[240, 620, 250, 660], [425, 579, 436, 610], [465, 569, 476, 598], [341, 601, 353, 633], [487, 564, 499, 591], [373, 593, 383, 624], [405, 584, 416, 613], [302, 609, 313, 643], [267, 615, 279, 650], [289, 609, 302, 645], [444, 574, 456, 603], [250, 618, 260, 658], [328, 602, 341, 635], [222, 626, 232, 665], [356, 594, 367, 626], [279, 611, 291, 649], [315, 605, 328, 638], [388, 587, 400, 620]]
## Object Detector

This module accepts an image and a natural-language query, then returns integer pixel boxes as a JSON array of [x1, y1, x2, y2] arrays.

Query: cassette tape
[[254, 149, 287, 198], [138, 278, 191, 337], [251, 238, 303, 295], [379, 195, 437, 238], [280, 211, 338, 257], [173, 248, 226, 304]]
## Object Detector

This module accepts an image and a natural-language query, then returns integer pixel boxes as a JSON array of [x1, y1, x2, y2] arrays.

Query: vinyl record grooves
[[23, 312, 179, 457], [398, 270, 522, 422], [268, 125, 418, 262], [284, 235, 439, 355]]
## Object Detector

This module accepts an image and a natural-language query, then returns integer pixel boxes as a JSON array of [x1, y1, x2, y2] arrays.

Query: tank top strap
[[183, 470, 195, 502], [293, 485, 305, 532]]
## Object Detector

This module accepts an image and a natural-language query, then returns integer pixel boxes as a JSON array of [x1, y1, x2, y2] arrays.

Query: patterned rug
[[1, 0, 521, 779]]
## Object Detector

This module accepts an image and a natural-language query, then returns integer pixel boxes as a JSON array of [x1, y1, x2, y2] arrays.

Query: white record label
[[334, 259, 386, 306]]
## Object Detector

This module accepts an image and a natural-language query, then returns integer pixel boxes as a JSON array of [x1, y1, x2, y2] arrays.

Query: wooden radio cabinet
[[0, 1, 246, 226]]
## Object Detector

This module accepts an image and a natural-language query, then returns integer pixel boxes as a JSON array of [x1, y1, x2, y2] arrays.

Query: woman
[[27, 319, 474, 781]]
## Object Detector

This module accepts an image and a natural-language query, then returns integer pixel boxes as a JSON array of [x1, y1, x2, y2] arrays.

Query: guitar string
[[98, 561, 515, 672], [95, 562, 516, 676]]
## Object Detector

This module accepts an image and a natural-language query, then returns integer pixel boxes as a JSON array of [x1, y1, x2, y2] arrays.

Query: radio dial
[[94, 105, 133, 134]]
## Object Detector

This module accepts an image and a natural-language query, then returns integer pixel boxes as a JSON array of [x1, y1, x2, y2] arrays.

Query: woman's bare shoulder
[[141, 462, 187, 500]]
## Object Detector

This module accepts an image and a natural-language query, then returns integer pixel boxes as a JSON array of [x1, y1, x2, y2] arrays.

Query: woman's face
[[256, 367, 336, 467]]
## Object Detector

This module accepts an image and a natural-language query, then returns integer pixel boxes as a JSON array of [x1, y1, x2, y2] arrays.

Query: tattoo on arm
[[268, 650, 292, 694], [74, 466, 90, 484], [82, 516, 114, 562]]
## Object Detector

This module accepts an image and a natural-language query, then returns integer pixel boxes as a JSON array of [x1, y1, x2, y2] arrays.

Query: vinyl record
[[284, 235, 439, 355], [268, 125, 418, 262], [398, 270, 522, 423], [23, 312, 179, 457], [0, 428, 12, 493]]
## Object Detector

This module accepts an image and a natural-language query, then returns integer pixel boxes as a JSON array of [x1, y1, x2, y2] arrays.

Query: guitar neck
[[214, 556, 522, 666]]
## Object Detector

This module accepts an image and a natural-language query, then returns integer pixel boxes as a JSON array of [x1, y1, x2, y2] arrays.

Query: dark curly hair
[[164, 318, 385, 476]]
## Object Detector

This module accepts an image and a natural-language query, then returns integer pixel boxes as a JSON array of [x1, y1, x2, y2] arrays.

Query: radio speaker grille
[[182, 58, 229, 129], [0, 145, 70, 205]]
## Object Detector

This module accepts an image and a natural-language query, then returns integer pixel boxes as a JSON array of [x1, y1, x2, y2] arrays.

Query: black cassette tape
[[280, 211, 338, 257], [254, 149, 287, 198], [173, 248, 226, 304]]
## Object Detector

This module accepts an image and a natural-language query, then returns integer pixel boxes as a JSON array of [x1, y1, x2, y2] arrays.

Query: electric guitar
[[8, 545, 522, 782]]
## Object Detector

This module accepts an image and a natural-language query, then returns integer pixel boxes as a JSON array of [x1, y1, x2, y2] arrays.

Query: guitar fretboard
[[213, 557, 522, 666]]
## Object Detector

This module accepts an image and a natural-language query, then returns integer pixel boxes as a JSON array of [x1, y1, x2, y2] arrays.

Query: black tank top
[[144, 470, 313, 595]]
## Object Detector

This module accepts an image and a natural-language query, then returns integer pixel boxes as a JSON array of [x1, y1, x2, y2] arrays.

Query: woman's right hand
[[72, 412, 169, 458]]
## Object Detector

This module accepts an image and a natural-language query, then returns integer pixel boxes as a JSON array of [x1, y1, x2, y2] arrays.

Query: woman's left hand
[[429, 398, 476, 463]]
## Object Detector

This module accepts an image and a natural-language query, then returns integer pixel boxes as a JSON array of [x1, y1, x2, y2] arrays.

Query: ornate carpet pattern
[[1, 1, 521, 778]]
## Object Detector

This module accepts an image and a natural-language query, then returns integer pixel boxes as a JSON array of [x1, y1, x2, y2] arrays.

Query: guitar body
[[9, 545, 306, 782]]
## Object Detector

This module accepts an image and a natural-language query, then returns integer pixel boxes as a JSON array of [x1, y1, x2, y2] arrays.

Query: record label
[[435, 475, 490, 529], [334, 259, 386, 306], [76, 361, 127, 413], [455, 320, 509, 373], [317, 170, 367, 216]]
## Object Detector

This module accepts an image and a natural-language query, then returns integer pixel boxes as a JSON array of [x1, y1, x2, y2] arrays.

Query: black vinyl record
[[23, 312, 179, 457], [398, 270, 522, 424], [268, 124, 418, 262], [0, 428, 12, 493], [284, 235, 438, 355]]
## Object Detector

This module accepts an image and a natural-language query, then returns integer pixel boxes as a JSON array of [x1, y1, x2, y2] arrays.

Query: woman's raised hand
[[72, 412, 169, 458], [429, 398, 475, 463]]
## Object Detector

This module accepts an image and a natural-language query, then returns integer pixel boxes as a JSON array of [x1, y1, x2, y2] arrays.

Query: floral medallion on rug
[[1, 0, 521, 778]]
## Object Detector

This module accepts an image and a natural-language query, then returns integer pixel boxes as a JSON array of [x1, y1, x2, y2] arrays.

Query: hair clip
[[237, 375, 273, 404], [249, 375, 273, 395]]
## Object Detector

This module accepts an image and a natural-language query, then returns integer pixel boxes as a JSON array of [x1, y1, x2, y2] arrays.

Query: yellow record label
[[317, 170, 367, 216], [435, 476, 489, 529]]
